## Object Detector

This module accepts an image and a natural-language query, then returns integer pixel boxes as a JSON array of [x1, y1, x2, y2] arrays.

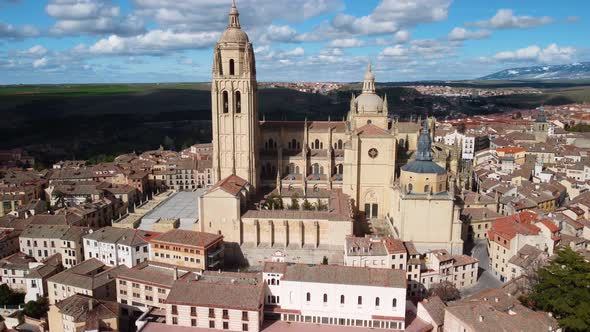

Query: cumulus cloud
[[448, 27, 491, 41], [32, 57, 48, 68], [46, 0, 144, 36], [87, 30, 220, 55], [327, 38, 365, 48], [259, 25, 298, 43], [493, 43, 576, 63], [379, 39, 457, 61], [468, 9, 554, 29], [0, 22, 39, 39], [133, 0, 343, 32], [20, 45, 48, 57], [566, 16, 580, 23], [394, 30, 410, 43]]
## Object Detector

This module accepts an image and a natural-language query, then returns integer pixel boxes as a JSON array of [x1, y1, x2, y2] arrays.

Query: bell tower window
[[235, 91, 241, 113], [223, 91, 229, 113], [229, 59, 235, 76]]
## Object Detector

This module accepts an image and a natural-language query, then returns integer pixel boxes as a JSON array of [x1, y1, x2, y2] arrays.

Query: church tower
[[211, 0, 258, 188]]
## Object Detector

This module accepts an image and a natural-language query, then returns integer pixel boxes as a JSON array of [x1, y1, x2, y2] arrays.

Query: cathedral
[[198, 1, 463, 264]]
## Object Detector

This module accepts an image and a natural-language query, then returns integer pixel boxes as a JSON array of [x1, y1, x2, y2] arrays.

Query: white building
[[83, 227, 156, 268], [263, 262, 407, 330]]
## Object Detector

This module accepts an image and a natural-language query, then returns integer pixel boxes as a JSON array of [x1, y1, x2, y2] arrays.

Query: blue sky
[[0, 0, 588, 84]]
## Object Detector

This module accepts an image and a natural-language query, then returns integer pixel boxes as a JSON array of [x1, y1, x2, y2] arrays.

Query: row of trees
[[264, 193, 328, 211]]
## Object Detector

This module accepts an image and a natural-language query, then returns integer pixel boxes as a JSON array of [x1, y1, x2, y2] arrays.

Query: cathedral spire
[[362, 62, 376, 94], [228, 0, 241, 28], [416, 120, 433, 161]]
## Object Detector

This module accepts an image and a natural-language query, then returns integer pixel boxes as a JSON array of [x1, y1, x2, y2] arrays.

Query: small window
[[392, 298, 397, 308], [323, 294, 328, 303], [375, 297, 380, 307], [223, 91, 229, 113], [235, 91, 242, 114], [306, 292, 311, 302], [340, 295, 345, 304], [358, 296, 362, 305], [229, 59, 235, 75]]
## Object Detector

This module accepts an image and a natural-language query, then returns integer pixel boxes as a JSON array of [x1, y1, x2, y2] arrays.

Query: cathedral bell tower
[[211, 0, 258, 188]]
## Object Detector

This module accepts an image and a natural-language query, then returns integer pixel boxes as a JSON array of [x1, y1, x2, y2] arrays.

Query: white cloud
[[46, 0, 144, 36], [0, 22, 39, 39], [327, 38, 365, 48], [380, 45, 407, 57], [468, 9, 554, 29], [21, 45, 48, 57], [282, 47, 305, 57], [88, 30, 220, 55], [493, 43, 576, 63], [259, 25, 298, 43], [566, 16, 580, 23], [33, 57, 48, 68], [394, 30, 410, 43], [448, 27, 491, 41]]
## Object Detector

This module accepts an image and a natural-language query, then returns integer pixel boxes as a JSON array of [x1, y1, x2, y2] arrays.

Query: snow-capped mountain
[[479, 62, 590, 80]]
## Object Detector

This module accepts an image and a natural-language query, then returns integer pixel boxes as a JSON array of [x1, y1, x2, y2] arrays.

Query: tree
[[456, 122, 466, 134], [521, 247, 590, 332], [264, 193, 283, 210], [316, 200, 328, 211], [53, 190, 66, 209], [22, 298, 49, 319], [288, 194, 300, 210], [0, 284, 25, 306], [427, 281, 460, 302], [322, 256, 329, 265], [302, 199, 314, 211]]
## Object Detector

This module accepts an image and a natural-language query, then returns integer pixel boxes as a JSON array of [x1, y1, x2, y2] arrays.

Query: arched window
[[392, 298, 397, 308], [340, 295, 345, 304], [314, 139, 320, 150], [312, 164, 320, 175], [306, 292, 311, 302], [235, 91, 241, 114], [323, 294, 328, 303], [337, 139, 343, 149], [358, 296, 362, 305], [229, 59, 235, 75], [375, 297, 380, 307], [268, 139, 274, 150], [271, 279, 275, 285], [222, 91, 229, 113], [408, 183, 413, 192], [295, 166, 300, 174], [320, 142, 323, 149], [424, 185, 430, 193], [292, 139, 297, 150]]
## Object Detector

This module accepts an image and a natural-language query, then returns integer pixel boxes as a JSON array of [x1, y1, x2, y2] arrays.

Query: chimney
[[88, 299, 94, 311], [173, 267, 178, 281]]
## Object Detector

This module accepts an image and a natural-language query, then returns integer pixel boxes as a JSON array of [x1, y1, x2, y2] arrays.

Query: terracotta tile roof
[[419, 296, 446, 326], [266, 262, 406, 288], [356, 124, 389, 136], [489, 211, 541, 241], [452, 255, 479, 267], [165, 275, 264, 311], [117, 261, 200, 288], [55, 294, 119, 323], [150, 229, 222, 248], [539, 219, 560, 232], [208, 174, 248, 196], [496, 147, 525, 154]]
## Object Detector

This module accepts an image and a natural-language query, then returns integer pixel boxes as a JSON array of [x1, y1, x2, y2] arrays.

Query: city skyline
[[0, 0, 588, 84]]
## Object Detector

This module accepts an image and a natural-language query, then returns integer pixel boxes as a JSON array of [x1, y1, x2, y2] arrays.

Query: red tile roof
[[208, 174, 248, 196]]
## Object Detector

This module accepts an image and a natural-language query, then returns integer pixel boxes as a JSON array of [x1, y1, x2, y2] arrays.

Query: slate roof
[[401, 160, 446, 175]]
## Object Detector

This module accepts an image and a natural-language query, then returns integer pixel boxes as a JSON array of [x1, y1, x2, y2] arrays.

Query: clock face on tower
[[368, 148, 379, 159]]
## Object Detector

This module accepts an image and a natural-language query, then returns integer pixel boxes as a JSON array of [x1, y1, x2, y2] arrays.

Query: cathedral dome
[[220, 28, 249, 43], [219, 0, 249, 43], [355, 93, 384, 113]]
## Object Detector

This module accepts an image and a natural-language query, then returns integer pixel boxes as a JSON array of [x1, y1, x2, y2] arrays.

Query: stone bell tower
[[211, 0, 258, 188]]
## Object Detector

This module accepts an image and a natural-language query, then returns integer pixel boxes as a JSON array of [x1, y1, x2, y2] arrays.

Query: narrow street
[[460, 240, 502, 298]]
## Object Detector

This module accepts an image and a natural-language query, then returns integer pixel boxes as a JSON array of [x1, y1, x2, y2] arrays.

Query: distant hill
[[479, 62, 590, 80]]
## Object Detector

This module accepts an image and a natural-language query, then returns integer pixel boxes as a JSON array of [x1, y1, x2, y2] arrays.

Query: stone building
[[199, 1, 462, 264]]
